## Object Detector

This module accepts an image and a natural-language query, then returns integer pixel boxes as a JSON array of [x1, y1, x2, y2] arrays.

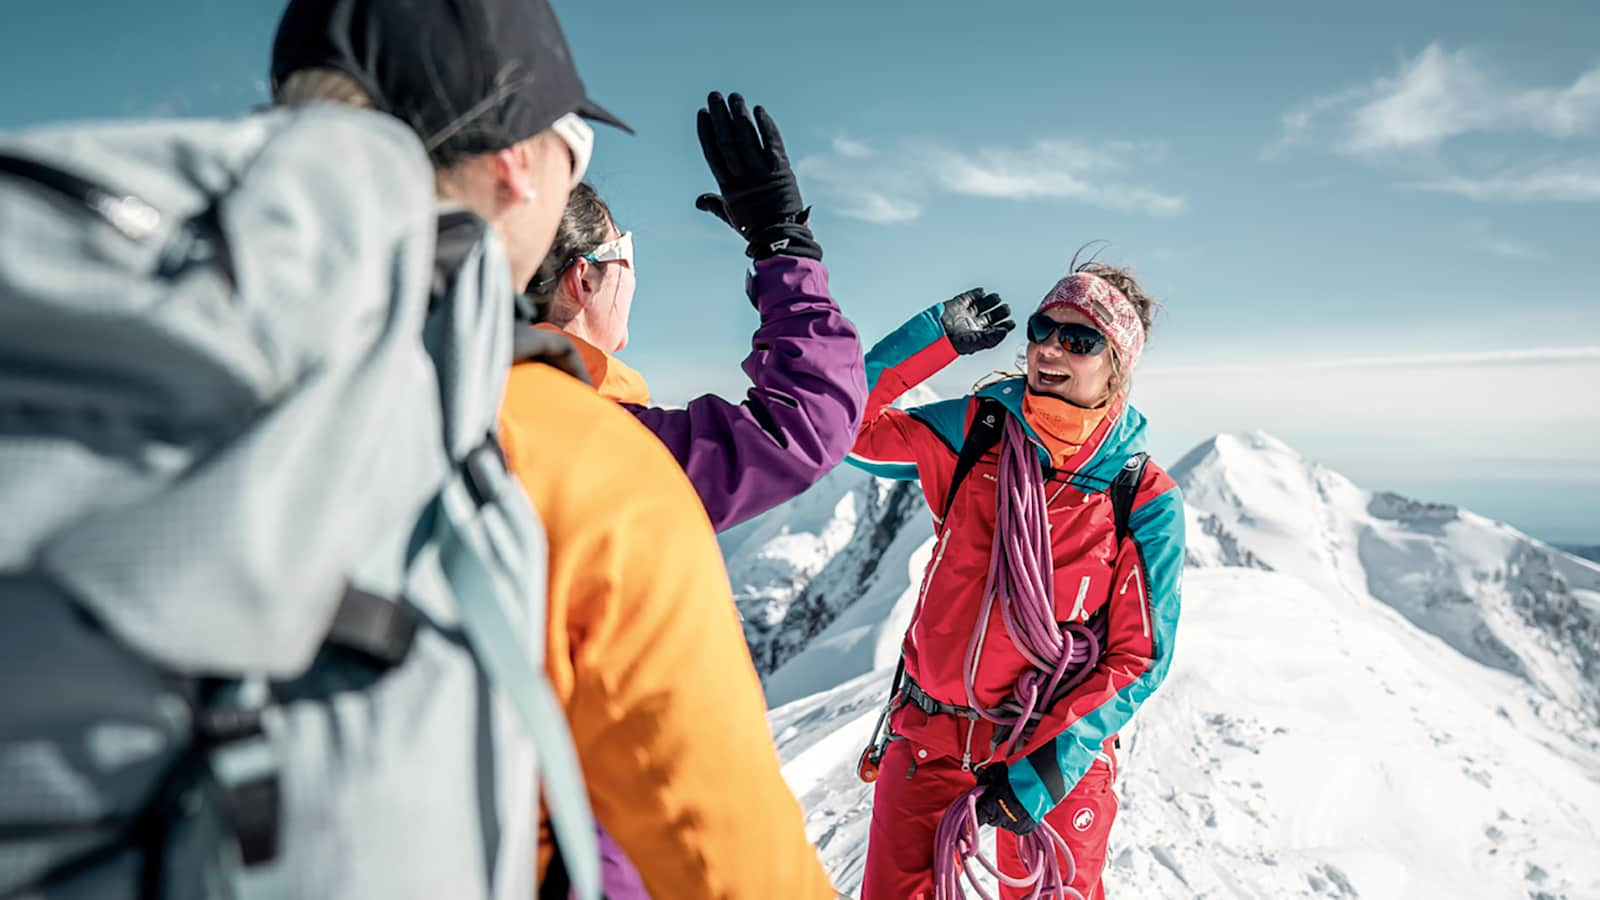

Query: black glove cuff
[[746, 221, 822, 262]]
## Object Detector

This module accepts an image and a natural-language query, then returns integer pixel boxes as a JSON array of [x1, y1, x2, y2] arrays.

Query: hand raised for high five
[[939, 288, 1015, 355], [694, 91, 821, 261]]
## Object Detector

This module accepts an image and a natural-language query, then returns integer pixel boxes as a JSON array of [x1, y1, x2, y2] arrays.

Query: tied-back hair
[[272, 67, 472, 196], [273, 68, 373, 109], [1067, 241, 1158, 335], [526, 184, 615, 326]]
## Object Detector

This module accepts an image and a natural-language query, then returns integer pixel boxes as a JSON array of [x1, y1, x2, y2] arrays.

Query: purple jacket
[[626, 255, 866, 532], [584, 256, 861, 898]]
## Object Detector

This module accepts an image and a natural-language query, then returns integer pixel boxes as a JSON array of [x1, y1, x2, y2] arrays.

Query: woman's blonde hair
[[1072, 258, 1159, 399], [272, 68, 373, 109], [272, 67, 477, 198]]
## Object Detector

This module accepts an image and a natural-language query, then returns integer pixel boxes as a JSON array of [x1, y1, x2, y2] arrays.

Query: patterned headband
[[1036, 272, 1146, 371]]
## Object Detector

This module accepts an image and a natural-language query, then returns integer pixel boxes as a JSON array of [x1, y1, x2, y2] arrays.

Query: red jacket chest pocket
[[1047, 487, 1119, 623], [1051, 563, 1114, 622]]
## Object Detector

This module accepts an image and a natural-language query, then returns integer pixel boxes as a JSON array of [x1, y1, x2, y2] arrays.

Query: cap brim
[[576, 97, 633, 135]]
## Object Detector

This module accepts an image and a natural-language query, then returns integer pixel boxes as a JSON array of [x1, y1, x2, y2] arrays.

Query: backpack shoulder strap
[[1110, 452, 1150, 543], [939, 396, 1008, 524], [434, 483, 601, 900], [512, 327, 591, 384]]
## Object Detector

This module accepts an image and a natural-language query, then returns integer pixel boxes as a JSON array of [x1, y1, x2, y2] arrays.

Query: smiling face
[[1026, 306, 1117, 408]]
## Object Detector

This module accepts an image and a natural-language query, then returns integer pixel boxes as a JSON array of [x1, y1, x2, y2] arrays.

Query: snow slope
[[739, 431, 1600, 899]]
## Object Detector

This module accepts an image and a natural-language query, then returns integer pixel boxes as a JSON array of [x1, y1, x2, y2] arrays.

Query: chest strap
[[902, 675, 979, 721]]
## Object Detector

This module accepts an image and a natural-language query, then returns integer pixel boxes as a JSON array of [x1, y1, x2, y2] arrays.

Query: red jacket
[[847, 304, 1185, 820]]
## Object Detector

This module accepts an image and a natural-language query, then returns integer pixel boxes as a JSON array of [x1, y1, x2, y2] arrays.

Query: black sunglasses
[[1025, 314, 1107, 355]]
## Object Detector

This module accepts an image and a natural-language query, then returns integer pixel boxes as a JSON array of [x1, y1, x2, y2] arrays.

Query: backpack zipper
[[0, 152, 162, 242]]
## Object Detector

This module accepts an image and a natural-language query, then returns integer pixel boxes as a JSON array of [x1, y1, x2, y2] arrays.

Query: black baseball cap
[[271, 0, 631, 164]]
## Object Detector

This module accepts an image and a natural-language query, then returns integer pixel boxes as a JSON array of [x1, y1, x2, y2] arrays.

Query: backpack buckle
[[198, 681, 280, 868], [462, 436, 507, 507]]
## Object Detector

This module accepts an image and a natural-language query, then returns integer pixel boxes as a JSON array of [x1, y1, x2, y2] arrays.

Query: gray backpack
[[0, 106, 598, 899]]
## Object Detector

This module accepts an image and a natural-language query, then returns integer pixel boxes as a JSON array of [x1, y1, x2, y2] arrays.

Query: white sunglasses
[[531, 230, 633, 291], [583, 230, 633, 268], [550, 113, 594, 189]]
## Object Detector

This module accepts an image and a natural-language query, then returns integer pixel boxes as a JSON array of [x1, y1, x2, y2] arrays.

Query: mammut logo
[[1072, 807, 1095, 832]]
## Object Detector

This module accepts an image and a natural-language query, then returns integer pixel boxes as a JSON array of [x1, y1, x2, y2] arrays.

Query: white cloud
[[797, 136, 1184, 224], [1464, 220, 1546, 259], [831, 136, 874, 159], [1278, 44, 1600, 156], [839, 191, 923, 224], [1265, 87, 1367, 159], [795, 153, 926, 223], [1476, 235, 1545, 260], [1344, 44, 1506, 154], [1272, 45, 1600, 205], [925, 140, 1186, 215], [1417, 158, 1600, 202]]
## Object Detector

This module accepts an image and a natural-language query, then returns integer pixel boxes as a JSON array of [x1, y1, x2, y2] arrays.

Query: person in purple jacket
[[525, 91, 867, 533], [524, 92, 866, 899]]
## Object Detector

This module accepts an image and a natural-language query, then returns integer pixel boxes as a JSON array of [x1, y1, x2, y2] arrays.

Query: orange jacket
[[531, 321, 650, 404], [498, 360, 834, 899]]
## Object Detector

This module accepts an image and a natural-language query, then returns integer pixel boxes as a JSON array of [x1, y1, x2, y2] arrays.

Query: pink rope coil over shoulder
[[934, 413, 1097, 900]]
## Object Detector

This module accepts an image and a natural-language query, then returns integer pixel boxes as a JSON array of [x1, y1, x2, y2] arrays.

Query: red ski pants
[[861, 738, 1118, 900]]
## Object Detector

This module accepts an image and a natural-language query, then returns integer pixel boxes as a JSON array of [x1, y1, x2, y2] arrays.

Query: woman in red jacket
[[848, 261, 1186, 900]]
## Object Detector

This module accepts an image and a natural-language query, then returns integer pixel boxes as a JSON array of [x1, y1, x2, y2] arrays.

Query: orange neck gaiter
[[1021, 390, 1110, 468]]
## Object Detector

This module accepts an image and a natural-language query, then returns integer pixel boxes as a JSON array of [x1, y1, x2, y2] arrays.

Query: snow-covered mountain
[[1173, 431, 1600, 742], [720, 465, 927, 685], [732, 430, 1600, 899]]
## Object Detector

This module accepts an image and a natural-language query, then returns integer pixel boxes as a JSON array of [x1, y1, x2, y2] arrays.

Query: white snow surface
[[732, 430, 1600, 899]]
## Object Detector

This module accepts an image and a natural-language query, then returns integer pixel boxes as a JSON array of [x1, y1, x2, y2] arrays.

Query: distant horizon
[[645, 363, 1597, 547]]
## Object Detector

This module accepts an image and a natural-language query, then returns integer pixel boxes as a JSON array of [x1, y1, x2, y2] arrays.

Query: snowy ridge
[[722, 386, 940, 692], [1171, 430, 1600, 740], [732, 429, 1600, 899], [721, 456, 931, 684]]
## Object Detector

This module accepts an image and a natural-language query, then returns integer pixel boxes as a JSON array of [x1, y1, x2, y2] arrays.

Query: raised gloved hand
[[695, 91, 822, 262], [973, 762, 1040, 836], [940, 288, 1014, 355]]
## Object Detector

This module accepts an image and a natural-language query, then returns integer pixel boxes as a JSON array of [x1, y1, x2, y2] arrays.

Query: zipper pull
[[960, 716, 976, 772]]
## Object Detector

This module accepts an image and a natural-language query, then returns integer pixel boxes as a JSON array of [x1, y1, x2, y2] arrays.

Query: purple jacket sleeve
[[626, 256, 866, 532]]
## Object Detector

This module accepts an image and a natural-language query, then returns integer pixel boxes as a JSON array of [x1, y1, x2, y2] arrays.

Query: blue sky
[[4, 1, 1597, 543]]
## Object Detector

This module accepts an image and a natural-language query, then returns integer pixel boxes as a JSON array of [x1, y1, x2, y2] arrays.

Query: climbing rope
[[935, 414, 1094, 899]]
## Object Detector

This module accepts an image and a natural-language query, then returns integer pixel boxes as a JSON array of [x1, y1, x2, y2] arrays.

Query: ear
[[562, 257, 596, 307], [490, 142, 536, 204]]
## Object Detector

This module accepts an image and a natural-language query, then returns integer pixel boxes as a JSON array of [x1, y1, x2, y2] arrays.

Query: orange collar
[[1021, 390, 1110, 468], [533, 323, 651, 405]]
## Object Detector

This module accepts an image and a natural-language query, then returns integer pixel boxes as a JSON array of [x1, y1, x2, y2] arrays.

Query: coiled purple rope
[[933, 790, 1081, 900], [934, 414, 1096, 900], [964, 414, 1101, 756]]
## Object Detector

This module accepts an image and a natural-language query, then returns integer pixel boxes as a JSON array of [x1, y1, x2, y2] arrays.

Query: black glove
[[973, 763, 1040, 836], [695, 91, 822, 262], [940, 288, 1014, 355]]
